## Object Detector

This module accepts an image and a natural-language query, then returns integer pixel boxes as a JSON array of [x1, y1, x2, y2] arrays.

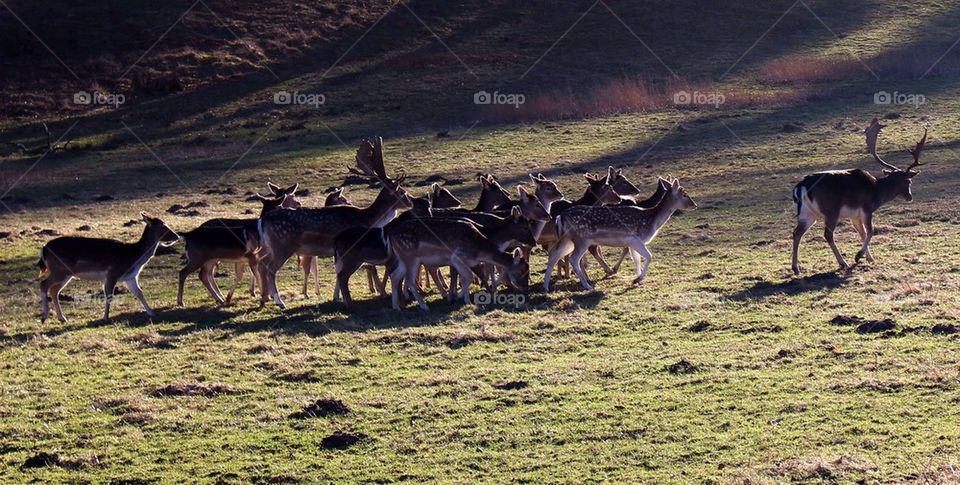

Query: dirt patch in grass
[[932, 323, 959, 335], [667, 360, 699, 375], [22, 451, 98, 470], [771, 454, 874, 481], [830, 315, 896, 333], [149, 382, 240, 398], [321, 431, 367, 450], [492, 380, 528, 390], [123, 331, 177, 349], [686, 320, 710, 332], [289, 399, 350, 419]]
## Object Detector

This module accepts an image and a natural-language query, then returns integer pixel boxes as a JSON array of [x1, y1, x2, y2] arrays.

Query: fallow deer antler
[[865, 118, 900, 171], [349, 137, 392, 183], [905, 126, 928, 173]]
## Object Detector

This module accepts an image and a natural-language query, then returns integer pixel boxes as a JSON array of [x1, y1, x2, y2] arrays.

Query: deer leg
[[610, 247, 630, 274], [543, 238, 574, 292], [225, 261, 244, 304], [569, 242, 593, 291], [452, 261, 474, 304], [299, 256, 311, 298], [855, 213, 875, 263], [177, 257, 204, 307], [200, 262, 226, 305], [124, 277, 155, 317], [40, 275, 53, 323], [102, 276, 118, 321], [629, 242, 653, 285], [404, 259, 428, 312], [447, 266, 459, 302], [823, 219, 849, 271], [791, 217, 815, 275], [51, 277, 72, 323], [260, 248, 292, 309], [429, 266, 448, 294], [246, 253, 260, 297], [589, 245, 615, 276], [312, 257, 320, 297], [390, 263, 406, 310]]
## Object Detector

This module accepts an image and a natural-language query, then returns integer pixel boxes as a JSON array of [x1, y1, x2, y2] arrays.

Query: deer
[[537, 169, 622, 278], [177, 190, 300, 307], [791, 118, 928, 275], [39, 212, 180, 323], [474, 174, 513, 212], [386, 217, 529, 312], [299, 186, 354, 298], [258, 137, 412, 308], [544, 178, 697, 291], [605, 177, 671, 274]]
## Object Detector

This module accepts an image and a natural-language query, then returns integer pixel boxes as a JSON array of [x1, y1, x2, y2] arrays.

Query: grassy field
[[4, 1, 960, 483]]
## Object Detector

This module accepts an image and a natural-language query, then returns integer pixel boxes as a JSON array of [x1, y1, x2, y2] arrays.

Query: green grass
[[3, 91, 960, 482], [4, 0, 960, 482]]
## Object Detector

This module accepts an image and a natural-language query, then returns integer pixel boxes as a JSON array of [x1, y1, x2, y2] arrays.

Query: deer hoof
[[57, 316, 67, 323], [631, 277, 644, 286], [792, 266, 801, 275]]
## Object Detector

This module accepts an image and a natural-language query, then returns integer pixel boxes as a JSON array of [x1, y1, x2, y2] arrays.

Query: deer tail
[[792, 184, 806, 218], [37, 247, 48, 279]]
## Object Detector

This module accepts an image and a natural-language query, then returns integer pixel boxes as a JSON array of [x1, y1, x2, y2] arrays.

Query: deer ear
[[285, 183, 299, 195], [510, 206, 521, 220], [584, 173, 597, 181], [671, 178, 680, 189], [516, 184, 528, 197], [267, 182, 282, 194], [512, 247, 523, 262], [528, 174, 538, 184]]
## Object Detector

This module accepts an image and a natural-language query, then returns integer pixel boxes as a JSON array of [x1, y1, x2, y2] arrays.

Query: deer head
[[865, 118, 928, 201], [500, 247, 529, 291], [324, 187, 350, 207], [517, 185, 551, 221], [141, 212, 180, 246], [529, 173, 564, 207], [664, 178, 697, 210], [607, 166, 641, 196], [584, 171, 621, 205], [431, 182, 462, 209]]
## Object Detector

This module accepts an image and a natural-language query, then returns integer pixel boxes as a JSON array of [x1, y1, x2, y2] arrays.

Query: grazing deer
[[474, 174, 513, 212], [178, 190, 299, 307], [791, 119, 927, 275], [545, 178, 696, 291], [299, 186, 354, 298], [39, 212, 180, 323], [258, 137, 412, 308], [386, 218, 529, 311]]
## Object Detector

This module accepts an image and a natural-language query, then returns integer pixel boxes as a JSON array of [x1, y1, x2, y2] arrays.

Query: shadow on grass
[[727, 270, 851, 301]]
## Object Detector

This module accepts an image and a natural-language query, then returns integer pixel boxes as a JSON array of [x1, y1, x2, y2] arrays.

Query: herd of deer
[[36, 118, 929, 322]]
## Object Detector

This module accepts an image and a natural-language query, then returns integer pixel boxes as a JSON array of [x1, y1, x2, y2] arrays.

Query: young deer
[[545, 178, 696, 291], [606, 177, 671, 274], [299, 186, 354, 298], [791, 119, 927, 275], [258, 137, 412, 308], [39, 212, 180, 323], [386, 218, 529, 311], [178, 190, 299, 307], [539, 169, 622, 277], [474, 174, 513, 212]]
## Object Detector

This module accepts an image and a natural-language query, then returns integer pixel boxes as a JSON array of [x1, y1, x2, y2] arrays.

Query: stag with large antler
[[791, 118, 928, 275], [257, 137, 412, 308]]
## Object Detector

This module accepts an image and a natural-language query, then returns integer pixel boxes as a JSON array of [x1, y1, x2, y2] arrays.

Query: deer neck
[[643, 195, 683, 235], [131, 226, 163, 267], [572, 188, 600, 206], [363, 189, 402, 227], [474, 191, 502, 212], [483, 222, 520, 251], [874, 175, 904, 209]]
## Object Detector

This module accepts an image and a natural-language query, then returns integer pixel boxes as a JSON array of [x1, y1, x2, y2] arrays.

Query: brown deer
[[177, 190, 299, 307], [606, 177, 671, 274], [258, 137, 412, 308], [474, 174, 513, 212], [539, 169, 622, 278], [299, 186, 354, 298], [791, 119, 927, 275], [386, 218, 529, 311], [39, 212, 180, 323], [545, 178, 696, 291]]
